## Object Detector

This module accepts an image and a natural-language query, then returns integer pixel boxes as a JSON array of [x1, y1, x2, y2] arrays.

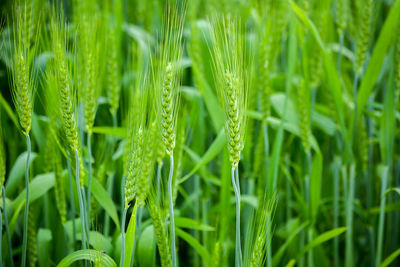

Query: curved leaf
[[176, 228, 211, 264], [57, 249, 117, 267], [380, 248, 400, 267], [179, 128, 225, 184], [297, 227, 347, 259], [124, 203, 138, 267], [91, 178, 120, 230], [175, 217, 215, 231]]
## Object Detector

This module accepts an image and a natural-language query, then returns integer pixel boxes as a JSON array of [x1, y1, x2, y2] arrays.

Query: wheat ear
[[208, 16, 250, 267], [153, 4, 186, 267]]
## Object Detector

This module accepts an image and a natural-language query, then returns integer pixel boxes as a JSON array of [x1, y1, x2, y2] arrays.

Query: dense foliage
[[0, 0, 400, 266]]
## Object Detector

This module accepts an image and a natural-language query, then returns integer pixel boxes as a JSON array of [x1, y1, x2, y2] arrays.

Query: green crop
[[0, 0, 399, 266]]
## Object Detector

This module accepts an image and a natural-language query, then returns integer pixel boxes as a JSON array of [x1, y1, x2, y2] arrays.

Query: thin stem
[[345, 164, 355, 267], [333, 159, 340, 267], [21, 134, 31, 267], [132, 206, 143, 266], [201, 199, 208, 259], [121, 207, 127, 267], [306, 152, 313, 267], [87, 133, 92, 228], [352, 72, 360, 145], [81, 186, 90, 247], [168, 154, 177, 267], [262, 123, 269, 180], [74, 149, 87, 251], [2, 188, 13, 267], [112, 113, 118, 128], [375, 166, 389, 267], [67, 158, 76, 250], [232, 166, 242, 267], [337, 33, 344, 76]]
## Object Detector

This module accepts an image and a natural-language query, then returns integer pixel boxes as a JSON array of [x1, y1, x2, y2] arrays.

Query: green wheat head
[[355, 0, 373, 75], [208, 16, 250, 168], [124, 48, 155, 207], [336, 0, 350, 34], [154, 3, 185, 157], [78, 8, 104, 134], [9, 2, 38, 136], [247, 196, 276, 267]]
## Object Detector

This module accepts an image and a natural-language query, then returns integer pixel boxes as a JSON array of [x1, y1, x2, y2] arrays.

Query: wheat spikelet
[[106, 24, 121, 116], [309, 2, 328, 89], [50, 20, 79, 152], [211, 241, 222, 267], [148, 201, 172, 267], [80, 12, 103, 135], [248, 197, 275, 267], [355, 0, 373, 75], [209, 16, 250, 168], [124, 125, 144, 206], [297, 80, 311, 152], [9, 4, 37, 136], [27, 204, 37, 267], [136, 122, 157, 207], [124, 52, 153, 207], [258, 0, 287, 121], [154, 4, 185, 157], [336, 0, 349, 35]]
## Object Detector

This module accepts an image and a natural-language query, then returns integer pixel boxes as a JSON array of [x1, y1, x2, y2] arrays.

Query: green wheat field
[[0, 0, 400, 266]]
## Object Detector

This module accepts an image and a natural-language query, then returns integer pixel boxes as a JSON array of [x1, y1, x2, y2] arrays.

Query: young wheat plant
[[8, 3, 38, 266], [208, 16, 250, 267], [46, 11, 89, 251], [153, 4, 185, 267]]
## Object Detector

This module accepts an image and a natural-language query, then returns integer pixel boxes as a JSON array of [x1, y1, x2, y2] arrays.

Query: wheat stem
[[2, 187, 13, 267], [262, 122, 271, 267], [337, 33, 344, 75], [231, 166, 242, 267], [352, 71, 360, 145], [87, 133, 92, 227], [120, 206, 127, 267], [333, 158, 340, 267], [168, 154, 177, 267], [376, 166, 389, 267], [131, 206, 143, 266], [66, 157, 76, 250], [306, 151, 313, 267], [74, 149, 87, 252], [345, 164, 355, 267], [80, 186, 90, 248], [21, 134, 31, 267]]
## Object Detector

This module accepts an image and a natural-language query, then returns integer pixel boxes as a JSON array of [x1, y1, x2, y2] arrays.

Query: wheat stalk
[[8, 3, 39, 266], [46, 11, 89, 252], [208, 16, 250, 267], [153, 4, 186, 267]]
